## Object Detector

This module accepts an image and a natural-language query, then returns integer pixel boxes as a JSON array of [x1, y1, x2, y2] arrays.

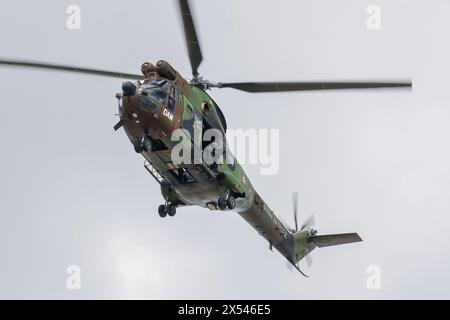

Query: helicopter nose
[[122, 81, 136, 96]]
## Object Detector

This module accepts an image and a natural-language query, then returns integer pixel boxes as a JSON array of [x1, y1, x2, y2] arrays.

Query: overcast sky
[[0, 0, 449, 299]]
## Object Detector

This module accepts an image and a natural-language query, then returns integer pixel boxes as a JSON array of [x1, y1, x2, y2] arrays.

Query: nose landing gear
[[158, 203, 177, 218]]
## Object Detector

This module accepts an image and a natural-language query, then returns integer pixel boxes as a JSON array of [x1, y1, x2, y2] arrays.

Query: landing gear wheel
[[158, 204, 167, 218], [217, 197, 227, 210], [134, 135, 152, 153], [227, 196, 236, 209], [167, 204, 176, 217], [134, 140, 143, 153]]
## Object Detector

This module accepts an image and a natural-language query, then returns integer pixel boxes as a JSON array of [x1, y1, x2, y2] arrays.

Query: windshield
[[147, 87, 166, 104], [138, 80, 168, 112], [142, 81, 167, 103]]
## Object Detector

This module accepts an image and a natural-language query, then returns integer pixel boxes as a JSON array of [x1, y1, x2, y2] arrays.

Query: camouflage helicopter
[[0, 0, 411, 276]]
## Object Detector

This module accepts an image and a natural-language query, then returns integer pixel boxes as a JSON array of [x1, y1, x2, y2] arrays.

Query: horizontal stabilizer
[[310, 233, 362, 248]]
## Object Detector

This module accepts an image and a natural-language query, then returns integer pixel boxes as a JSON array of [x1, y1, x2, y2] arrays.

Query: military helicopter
[[0, 0, 411, 276]]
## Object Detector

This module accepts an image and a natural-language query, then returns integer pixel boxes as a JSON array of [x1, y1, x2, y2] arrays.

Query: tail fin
[[309, 233, 362, 248]]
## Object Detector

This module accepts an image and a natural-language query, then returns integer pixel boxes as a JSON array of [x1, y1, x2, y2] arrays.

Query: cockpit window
[[139, 95, 158, 113], [141, 82, 167, 106], [139, 80, 179, 113], [148, 88, 166, 104], [150, 79, 167, 86]]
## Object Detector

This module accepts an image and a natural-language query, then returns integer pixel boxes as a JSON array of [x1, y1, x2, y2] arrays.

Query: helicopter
[[0, 0, 411, 276]]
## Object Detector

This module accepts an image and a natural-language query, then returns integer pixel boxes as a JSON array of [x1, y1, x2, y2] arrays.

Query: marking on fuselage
[[163, 108, 174, 121]]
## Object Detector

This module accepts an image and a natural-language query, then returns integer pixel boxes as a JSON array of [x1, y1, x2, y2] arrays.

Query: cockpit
[[138, 79, 168, 113], [137, 79, 180, 114]]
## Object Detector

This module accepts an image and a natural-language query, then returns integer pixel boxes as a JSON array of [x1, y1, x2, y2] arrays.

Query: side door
[[165, 83, 183, 132]]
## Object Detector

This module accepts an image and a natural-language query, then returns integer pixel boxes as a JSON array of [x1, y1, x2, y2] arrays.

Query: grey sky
[[0, 0, 449, 299]]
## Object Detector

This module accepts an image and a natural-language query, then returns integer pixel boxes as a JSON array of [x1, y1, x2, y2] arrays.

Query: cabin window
[[227, 156, 237, 171], [201, 101, 211, 116], [182, 104, 202, 147], [193, 111, 203, 147]]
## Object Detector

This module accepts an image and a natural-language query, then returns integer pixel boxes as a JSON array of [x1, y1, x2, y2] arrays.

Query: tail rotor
[[287, 192, 316, 274]]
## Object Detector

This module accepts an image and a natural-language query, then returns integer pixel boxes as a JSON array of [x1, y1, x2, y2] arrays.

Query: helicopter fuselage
[[116, 61, 308, 266]]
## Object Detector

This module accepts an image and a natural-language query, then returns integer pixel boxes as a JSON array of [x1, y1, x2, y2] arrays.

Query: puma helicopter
[[0, 0, 412, 275]]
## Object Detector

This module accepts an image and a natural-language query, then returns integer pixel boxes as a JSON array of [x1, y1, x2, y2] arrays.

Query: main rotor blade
[[0, 59, 143, 80], [218, 80, 412, 93], [305, 255, 313, 268], [177, 0, 203, 77]]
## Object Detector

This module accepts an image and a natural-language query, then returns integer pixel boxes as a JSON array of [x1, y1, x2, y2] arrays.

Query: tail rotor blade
[[293, 192, 299, 232], [305, 255, 313, 268], [301, 214, 316, 230]]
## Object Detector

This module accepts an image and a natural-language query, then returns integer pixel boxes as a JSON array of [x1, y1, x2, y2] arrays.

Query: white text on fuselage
[[163, 108, 174, 121]]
